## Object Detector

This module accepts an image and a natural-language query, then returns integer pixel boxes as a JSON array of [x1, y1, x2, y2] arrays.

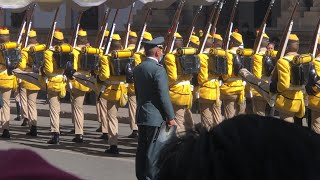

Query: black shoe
[[14, 116, 22, 121], [21, 118, 29, 127], [99, 133, 108, 140], [96, 126, 102, 132], [69, 129, 75, 134], [47, 132, 60, 144], [72, 134, 83, 143], [26, 125, 37, 137], [128, 130, 138, 138], [1, 129, 10, 139], [105, 145, 119, 155]]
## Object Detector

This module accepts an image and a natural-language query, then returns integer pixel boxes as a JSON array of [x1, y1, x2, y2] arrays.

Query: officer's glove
[[125, 63, 134, 83], [269, 81, 278, 94]]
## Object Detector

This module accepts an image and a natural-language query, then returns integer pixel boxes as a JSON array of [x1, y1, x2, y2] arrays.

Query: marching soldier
[[189, 35, 200, 49], [43, 30, 68, 144], [99, 34, 126, 154], [198, 34, 223, 129], [19, 29, 42, 136], [307, 37, 320, 134], [95, 30, 110, 134], [164, 32, 194, 133], [220, 32, 246, 119], [252, 33, 270, 116], [126, 31, 137, 50], [126, 31, 153, 138], [269, 34, 305, 123], [67, 29, 91, 143], [0, 27, 22, 138]]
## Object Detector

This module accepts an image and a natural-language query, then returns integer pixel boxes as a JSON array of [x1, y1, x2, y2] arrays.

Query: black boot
[[1, 129, 10, 139], [21, 118, 29, 127], [47, 132, 60, 144], [105, 145, 119, 155], [128, 130, 138, 138], [99, 133, 108, 140], [72, 134, 84, 143], [26, 125, 37, 137], [69, 129, 75, 134], [96, 126, 102, 132], [14, 115, 22, 121]]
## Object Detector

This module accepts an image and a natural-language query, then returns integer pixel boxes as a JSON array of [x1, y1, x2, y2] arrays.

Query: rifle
[[186, 5, 203, 47], [71, 11, 84, 48], [46, 7, 60, 49], [198, 1, 223, 54], [124, 2, 136, 49], [103, 9, 119, 55], [134, 8, 152, 53], [23, 3, 36, 48], [275, 1, 299, 60], [96, 8, 111, 49], [222, 0, 239, 50], [253, 0, 275, 54], [17, 6, 32, 45], [163, 0, 186, 54], [271, 1, 299, 83], [309, 17, 320, 58]]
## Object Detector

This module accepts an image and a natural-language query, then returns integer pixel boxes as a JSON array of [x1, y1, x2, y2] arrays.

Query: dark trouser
[[136, 125, 158, 180]]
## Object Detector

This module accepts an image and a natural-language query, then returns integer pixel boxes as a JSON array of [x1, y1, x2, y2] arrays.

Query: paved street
[[0, 115, 136, 180]]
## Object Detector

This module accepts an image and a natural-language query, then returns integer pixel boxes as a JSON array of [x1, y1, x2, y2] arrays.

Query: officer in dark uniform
[[133, 37, 176, 180]]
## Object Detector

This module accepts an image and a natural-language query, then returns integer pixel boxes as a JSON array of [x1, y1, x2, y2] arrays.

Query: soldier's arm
[[72, 49, 79, 71], [222, 52, 233, 80], [155, 67, 175, 120], [164, 53, 178, 83], [197, 54, 208, 85], [19, 49, 28, 70], [134, 53, 142, 66], [253, 54, 263, 79], [43, 50, 54, 75], [277, 59, 290, 92], [98, 55, 110, 81]]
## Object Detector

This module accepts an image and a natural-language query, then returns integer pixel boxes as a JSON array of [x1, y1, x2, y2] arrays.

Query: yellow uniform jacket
[[220, 48, 245, 103], [43, 48, 67, 98], [274, 55, 305, 118], [70, 47, 90, 92], [308, 57, 320, 110], [20, 46, 41, 91], [164, 52, 193, 108], [0, 44, 23, 90], [252, 51, 266, 97], [98, 55, 128, 106], [197, 53, 220, 103]]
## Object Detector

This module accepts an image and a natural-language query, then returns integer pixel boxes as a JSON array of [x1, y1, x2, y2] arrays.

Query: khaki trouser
[[106, 100, 120, 146], [221, 94, 246, 120], [0, 88, 12, 130], [311, 110, 320, 134], [279, 111, 295, 123], [199, 98, 222, 130], [48, 91, 60, 133], [252, 96, 267, 116], [128, 95, 138, 131], [173, 104, 194, 133], [72, 89, 86, 135], [20, 88, 38, 126], [14, 88, 20, 103], [98, 97, 109, 134]]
